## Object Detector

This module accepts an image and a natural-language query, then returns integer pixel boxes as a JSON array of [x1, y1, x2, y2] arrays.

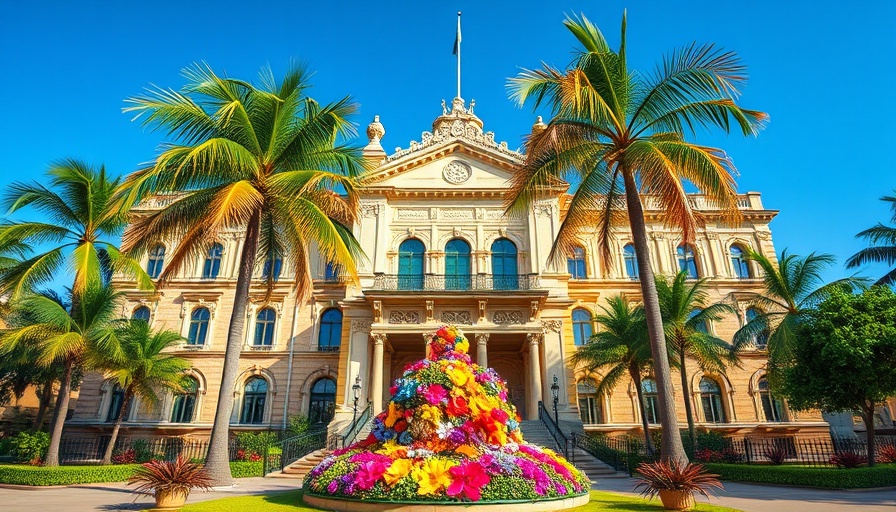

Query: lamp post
[[551, 374, 560, 426], [352, 374, 362, 426]]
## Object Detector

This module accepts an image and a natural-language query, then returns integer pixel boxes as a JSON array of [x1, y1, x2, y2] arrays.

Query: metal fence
[[263, 429, 328, 476], [370, 273, 540, 291]]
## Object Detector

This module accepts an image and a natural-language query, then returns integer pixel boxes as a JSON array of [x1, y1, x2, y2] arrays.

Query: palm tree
[[506, 12, 766, 464], [569, 296, 657, 454], [117, 63, 365, 485], [97, 321, 190, 464], [735, 249, 867, 374], [0, 159, 152, 299], [0, 284, 122, 465], [846, 191, 896, 286], [655, 271, 738, 452]]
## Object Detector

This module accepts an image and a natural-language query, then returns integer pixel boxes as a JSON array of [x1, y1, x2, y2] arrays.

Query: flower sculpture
[[303, 326, 590, 503]]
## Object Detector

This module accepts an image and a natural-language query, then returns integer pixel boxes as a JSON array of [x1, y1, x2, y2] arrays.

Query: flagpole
[[456, 11, 461, 99]]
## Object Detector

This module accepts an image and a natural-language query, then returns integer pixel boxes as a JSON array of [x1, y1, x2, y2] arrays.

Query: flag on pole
[[452, 12, 461, 55]]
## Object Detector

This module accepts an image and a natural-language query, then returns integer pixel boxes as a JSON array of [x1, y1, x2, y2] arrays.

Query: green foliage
[[287, 415, 312, 436], [480, 475, 541, 501], [9, 431, 49, 463], [847, 190, 896, 286], [228, 461, 263, 478], [0, 461, 262, 485], [131, 439, 162, 463], [703, 463, 896, 489], [234, 431, 278, 458]]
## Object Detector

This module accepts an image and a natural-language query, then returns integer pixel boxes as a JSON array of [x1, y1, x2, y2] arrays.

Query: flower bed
[[303, 326, 589, 505]]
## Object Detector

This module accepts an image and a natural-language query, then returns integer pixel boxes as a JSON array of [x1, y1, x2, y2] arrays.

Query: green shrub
[[10, 432, 50, 463], [703, 463, 896, 489], [229, 461, 263, 478], [0, 461, 263, 486], [287, 415, 311, 436], [234, 432, 278, 459]]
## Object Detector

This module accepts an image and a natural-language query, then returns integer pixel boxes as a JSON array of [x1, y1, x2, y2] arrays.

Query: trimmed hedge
[[0, 461, 264, 486], [704, 463, 896, 489]]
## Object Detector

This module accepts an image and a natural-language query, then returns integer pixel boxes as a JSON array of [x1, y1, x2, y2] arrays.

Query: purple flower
[[327, 480, 339, 493], [448, 428, 467, 445]]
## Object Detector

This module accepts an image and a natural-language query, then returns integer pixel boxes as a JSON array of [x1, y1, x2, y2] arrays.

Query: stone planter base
[[658, 489, 695, 510], [154, 488, 189, 510], [302, 493, 590, 512]]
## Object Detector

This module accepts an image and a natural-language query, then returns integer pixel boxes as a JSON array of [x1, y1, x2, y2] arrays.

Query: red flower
[[490, 407, 509, 424], [394, 419, 408, 433], [447, 461, 491, 501], [446, 395, 470, 417]]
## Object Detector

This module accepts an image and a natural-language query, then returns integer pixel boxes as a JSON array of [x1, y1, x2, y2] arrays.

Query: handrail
[[263, 428, 327, 476], [339, 401, 373, 448], [537, 401, 570, 460]]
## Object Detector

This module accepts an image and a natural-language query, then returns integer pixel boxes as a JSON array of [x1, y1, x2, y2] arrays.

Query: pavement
[[0, 476, 894, 511]]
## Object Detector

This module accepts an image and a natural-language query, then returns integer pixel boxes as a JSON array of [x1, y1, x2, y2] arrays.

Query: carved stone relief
[[388, 310, 421, 324], [492, 310, 525, 325], [441, 310, 472, 324]]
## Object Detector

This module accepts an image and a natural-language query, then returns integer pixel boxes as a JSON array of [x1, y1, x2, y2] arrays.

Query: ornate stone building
[[68, 97, 830, 441]]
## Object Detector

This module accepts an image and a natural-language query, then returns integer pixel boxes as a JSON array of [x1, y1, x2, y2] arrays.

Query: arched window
[[567, 246, 587, 279], [262, 257, 283, 281], [202, 243, 224, 279], [689, 309, 708, 333], [758, 376, 785, 422], [106, 384, 126, 422], [254, 308, 276, 346], [170, 377, 198, 423], [699, 377, 727, 423], [187, 308, 210, 346], [572, 308, 593, 346], [398, 239, 425, 290], [147, 244, 165, 279], [132, 306, 151, 323], [730, 245, 751, 279], [318, 309, 342, 352], [445, 239, 471, 290], [623, 244, 639, 280], [309, 378, 337, 424], [241, 377, 268, 424], [577, 381, 602, 424], [745, 307, 769, 349], [491, 238, 518, 290], [642, 378, 660, 424], [677, 244, 699, 279]]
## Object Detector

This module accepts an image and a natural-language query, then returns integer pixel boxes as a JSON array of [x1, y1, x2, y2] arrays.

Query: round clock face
[[443, 160, 472, 184]]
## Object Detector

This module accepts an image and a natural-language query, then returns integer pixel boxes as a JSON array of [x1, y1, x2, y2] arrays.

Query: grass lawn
[[181, 490, 740, 512]]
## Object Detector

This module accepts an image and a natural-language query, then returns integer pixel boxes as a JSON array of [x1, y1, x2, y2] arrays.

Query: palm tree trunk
[[44, 359, 74, 466], [679, 347, 696, 454], [33, 380, 54, 432], [622, 168, 688, 466], [205, 209, 262, 487], [102, 391, 131, 464], [864, 402, 876, 467], [630, 368, 655, 455]]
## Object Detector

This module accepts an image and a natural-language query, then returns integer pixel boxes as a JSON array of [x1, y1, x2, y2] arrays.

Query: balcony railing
[[370, 273, 540, 292]]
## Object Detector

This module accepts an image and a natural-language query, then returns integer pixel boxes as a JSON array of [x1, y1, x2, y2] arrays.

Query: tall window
[[689, 309, 708, 333], [106, 384, 127, 422], [745, 307, 769, 349], [730, 245, 751, 279], [324, 261, 341, 281], [170, 377, 198, 423], [309, 378, 337, 423], [758, 376, 785, 422], [132, 306, 151, 323], [577, 382, 602, 424], [445, 239, 471, 290], [202, 243, 224, 279], [398, 238, 425, 290], [318, 309, 342, 351], [262, 257, 282, 281], [642, 378, 660, 424], [491, 238, 518, 290], [241, 377, 268, 424], [187, 307, 210, 346], [677, 244, 699, 279], [623, 244, 639, 280], [254, 308, 276, 346], [567, 246, 587, 279], [699, 377, 727, 423], [147, 244, 165, 279], [572, 308, 593, 346]]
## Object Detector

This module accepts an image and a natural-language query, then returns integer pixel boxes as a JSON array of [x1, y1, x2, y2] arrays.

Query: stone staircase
[[519, 420, 626, 481], [268, 448, 332, 479]]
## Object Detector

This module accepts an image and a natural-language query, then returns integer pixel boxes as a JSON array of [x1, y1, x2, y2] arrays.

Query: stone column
[[370, 332, 386, 414], [475, 333, 489, 368], [526, 333, 544, 420]]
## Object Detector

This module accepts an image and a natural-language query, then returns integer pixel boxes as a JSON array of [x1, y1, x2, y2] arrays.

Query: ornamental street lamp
[[551, 374, 560, 426], [352, 374, 362, 426]]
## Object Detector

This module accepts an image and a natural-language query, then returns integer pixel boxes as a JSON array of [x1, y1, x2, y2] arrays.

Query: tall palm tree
[[117, 63, 365, 485], [506, 12, 766, 464], [569, 296, 658, 454], [0, 284, 122, 466], [0, 160, 152, 299], [735, 249, 868, 375], [656, 271, 738, 452], [846, 191, 896, 286], [97, 321, 189, 464]]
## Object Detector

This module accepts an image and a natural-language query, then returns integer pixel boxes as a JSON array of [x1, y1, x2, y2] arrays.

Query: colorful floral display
[[304, 326, 589, 502]]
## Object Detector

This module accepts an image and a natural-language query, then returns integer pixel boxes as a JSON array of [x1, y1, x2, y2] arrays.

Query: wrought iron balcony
[[370, 273, 540, 292]]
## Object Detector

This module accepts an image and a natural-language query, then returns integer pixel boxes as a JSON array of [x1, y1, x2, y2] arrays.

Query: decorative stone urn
[[658, 489, 695, 510], [154, 488, 189, 510]]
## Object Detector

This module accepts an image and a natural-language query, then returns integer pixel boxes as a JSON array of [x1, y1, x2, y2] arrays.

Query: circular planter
[[303, 492, 590, 512], [154, 488, 189, 510], [658, 489, 694, 510]]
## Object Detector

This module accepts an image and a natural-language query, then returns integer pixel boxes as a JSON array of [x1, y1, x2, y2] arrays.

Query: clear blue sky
[[2, 0, 894, 284]]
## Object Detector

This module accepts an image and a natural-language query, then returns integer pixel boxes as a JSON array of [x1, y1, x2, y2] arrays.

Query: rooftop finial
[[366, 115, 385, 142], [532, 116, 547, 136]]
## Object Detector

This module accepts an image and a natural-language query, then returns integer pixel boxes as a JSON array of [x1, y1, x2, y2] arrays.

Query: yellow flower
[[447, 366, 469, 387], [455, 338, 470, 354], [383, 458, 414, 486], [455, 444, 479, 457], [417, 404, 442, 425], [379, 439, 407, 458], [412, 458, 456, 495], [385, 402, 403, 428]]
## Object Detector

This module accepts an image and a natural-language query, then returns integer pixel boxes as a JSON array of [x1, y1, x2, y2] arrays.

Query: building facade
[[68, 97, 833, 441]]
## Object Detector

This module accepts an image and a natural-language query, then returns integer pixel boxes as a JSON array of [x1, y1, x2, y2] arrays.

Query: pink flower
[[422, 384, 448, 405], [446, 461, 491, 501], [355, 459, 389, 490]]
